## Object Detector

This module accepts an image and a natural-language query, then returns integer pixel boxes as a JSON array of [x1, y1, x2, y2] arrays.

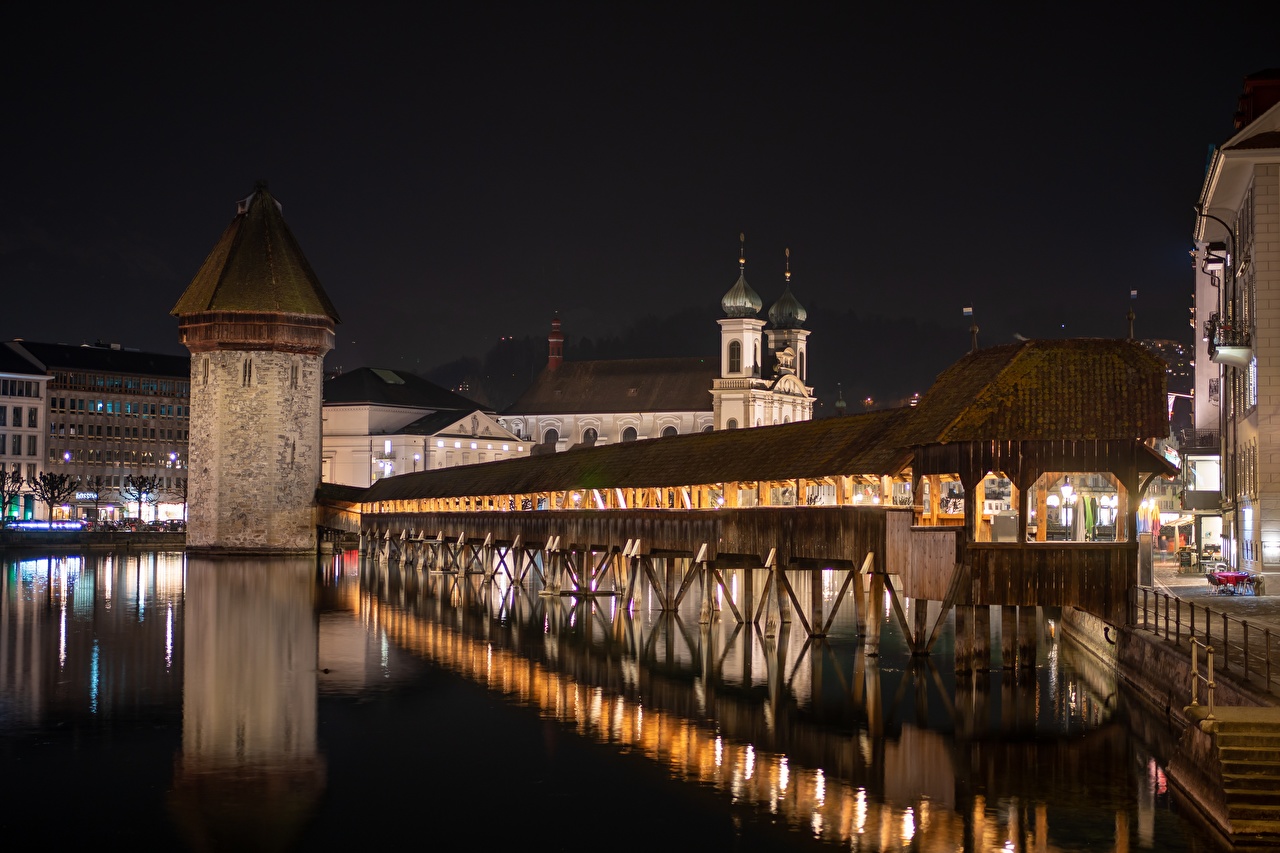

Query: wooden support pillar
[[954, 605, 973, 675], [810, 567, 824, 634], [973, 605, 990, 672], [865, 572, 885, 656], [1001, 605, 1017, 669], [1018, 605, 1037, 669], [1036, 473, 1050, 542], [913, 598, 929, 650], [741, 566, 754, 621], [929, 475, 942, 524]]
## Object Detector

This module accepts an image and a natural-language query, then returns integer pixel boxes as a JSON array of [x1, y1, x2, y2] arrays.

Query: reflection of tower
[[170, 557, 324, 846], [172, 183, 340, 553]]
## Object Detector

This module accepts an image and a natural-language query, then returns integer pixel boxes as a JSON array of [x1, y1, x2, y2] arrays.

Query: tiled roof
[[1225, 130, 1280, 150], [324, 367, 484, 410], [506, 357, 717, 415], [398, 409, 512, 437], [8, 341, 189, 378], [901, 339, 1167, 445], [0, 343, 45, 376], [171, 184, 340, 321], [363, 408, 913, 501]]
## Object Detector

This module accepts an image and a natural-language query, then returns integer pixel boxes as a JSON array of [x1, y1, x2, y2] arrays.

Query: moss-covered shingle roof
[[364, 407, 913, 502], [901, 339, 1168, 445], [171, 183, 340, 321]]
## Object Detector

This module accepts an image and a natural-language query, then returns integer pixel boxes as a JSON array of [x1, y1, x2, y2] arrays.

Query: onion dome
[[767, 248, 807, 328], [721, 232, 763, 317]]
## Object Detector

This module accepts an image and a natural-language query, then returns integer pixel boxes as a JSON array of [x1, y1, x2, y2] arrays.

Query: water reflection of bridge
[[352, 556, 1157, 851]]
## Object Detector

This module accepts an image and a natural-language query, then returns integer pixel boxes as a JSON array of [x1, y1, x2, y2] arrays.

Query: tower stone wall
[[187, 350, 325, 552]]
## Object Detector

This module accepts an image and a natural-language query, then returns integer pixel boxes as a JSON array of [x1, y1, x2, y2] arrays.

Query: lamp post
[[413, 453, 420, 473]]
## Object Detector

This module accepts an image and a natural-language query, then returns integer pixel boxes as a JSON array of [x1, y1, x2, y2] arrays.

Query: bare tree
[[81, 474, 112, 523], [0, 469, 23, 519], [119, 474, 162, 523], [171, 476, 189, 522], [29, 472, 77, 522]]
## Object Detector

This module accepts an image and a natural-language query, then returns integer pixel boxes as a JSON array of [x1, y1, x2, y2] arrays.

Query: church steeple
[[720, 232, 763, 317]]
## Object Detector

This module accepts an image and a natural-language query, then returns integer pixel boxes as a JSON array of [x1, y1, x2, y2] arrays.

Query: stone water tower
[[172, 183, 340, 553]]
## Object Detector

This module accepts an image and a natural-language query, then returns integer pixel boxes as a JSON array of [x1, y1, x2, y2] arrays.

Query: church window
[[728, 340, 742, 373], [726, 419, 738, 429], [291, 363, 299, 389], [242, 359, 253, 387], [702, 425, 713, 433], [622, 427, 637, 442], [661, 426, 678, 438], [582, 427, 598, 446], [543, 428, 559, 447], [799, 351, 805, 380]]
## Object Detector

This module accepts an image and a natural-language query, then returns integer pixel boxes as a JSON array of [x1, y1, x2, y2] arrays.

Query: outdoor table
[[1211, 570, 1252, 594]]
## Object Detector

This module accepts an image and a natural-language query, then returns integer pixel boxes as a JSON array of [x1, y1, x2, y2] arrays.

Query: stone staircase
[[1170, 706, 1280, 849], [1216, 719, 1280, 840]]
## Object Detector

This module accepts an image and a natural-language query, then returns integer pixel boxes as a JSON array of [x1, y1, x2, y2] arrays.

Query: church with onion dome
[[500, 235, 816, 452], [710, 236, 815, 429]]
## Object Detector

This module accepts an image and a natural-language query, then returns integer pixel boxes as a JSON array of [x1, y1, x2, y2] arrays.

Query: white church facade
[[501, 237, 815, 451]]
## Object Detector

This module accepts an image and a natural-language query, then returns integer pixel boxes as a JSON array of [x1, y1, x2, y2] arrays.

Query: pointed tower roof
[[720, 232, 762, 318], [767, 248, 807, 329], [171, 182, 340, 321]]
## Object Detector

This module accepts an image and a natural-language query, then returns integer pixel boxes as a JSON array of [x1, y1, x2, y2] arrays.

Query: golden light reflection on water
[[340, 578, 1126, 852]]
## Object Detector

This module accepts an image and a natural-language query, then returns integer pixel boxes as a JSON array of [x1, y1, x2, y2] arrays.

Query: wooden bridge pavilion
[[336, 338, 1176, 668]]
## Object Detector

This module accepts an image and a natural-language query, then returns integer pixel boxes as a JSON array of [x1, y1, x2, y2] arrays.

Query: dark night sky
[[1, 4, 1275, 396]]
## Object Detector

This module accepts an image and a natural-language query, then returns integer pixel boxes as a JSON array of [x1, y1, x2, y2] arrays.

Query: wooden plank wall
[[363, 506, 891, 568], [965, 542, 1135, 625], [899, 527, 964, 600]]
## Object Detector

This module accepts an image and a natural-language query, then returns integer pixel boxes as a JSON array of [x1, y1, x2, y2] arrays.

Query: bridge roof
[[900, 339, 1168, 445], [362, 407, 913, 501]]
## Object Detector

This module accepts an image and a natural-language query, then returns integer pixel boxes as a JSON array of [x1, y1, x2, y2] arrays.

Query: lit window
[[470, 442, 477, 449], [384, 439, 392, 454], [437, 440, 444, 447], [454, 441, 461, 448]]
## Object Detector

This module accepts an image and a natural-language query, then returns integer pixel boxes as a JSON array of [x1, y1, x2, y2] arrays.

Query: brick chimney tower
[[548, 314, 564, 371]]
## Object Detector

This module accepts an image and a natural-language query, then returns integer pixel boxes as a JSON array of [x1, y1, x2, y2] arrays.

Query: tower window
[[202, 358, 209, 385], [242, 359, 253, 386], [291, 363, 299, 389], [728, 340, 742, 373]]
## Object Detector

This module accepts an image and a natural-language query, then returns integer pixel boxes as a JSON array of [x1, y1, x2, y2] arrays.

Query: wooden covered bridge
[[330, 339, 1176, 670]]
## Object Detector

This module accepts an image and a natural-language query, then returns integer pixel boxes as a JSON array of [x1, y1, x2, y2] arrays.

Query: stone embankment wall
[[1062, 608, 1275, 719], [0, 531, 186, 552]]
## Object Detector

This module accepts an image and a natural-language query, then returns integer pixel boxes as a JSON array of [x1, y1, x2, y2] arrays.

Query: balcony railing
[[1204, 312, 1253, 368], [1178, 428, 1220, 452]]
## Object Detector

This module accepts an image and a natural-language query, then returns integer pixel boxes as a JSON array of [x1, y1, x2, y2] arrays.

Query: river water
[[0, 549, 1220, 851]]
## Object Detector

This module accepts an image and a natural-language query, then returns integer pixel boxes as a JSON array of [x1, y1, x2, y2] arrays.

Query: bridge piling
[[1001, 606, 1017, 669], [1018, 606, 1038, 669]]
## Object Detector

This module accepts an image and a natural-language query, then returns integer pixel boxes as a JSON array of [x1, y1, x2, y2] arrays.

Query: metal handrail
[[1190, 638, 1216, 720], [1132, 585, 1276, 696]]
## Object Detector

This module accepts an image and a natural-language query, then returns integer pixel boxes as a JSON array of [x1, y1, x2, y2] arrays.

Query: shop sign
[[74, 492, 99, 501]]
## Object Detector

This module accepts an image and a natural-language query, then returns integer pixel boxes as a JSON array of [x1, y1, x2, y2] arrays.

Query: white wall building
[[1193, 69, 1280, 582], [322, 367, 528, 487], [0, 344, 50, 520]]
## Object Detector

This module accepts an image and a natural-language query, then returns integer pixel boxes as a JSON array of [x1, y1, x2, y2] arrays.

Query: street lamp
[[413, 453, 420, 472]]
